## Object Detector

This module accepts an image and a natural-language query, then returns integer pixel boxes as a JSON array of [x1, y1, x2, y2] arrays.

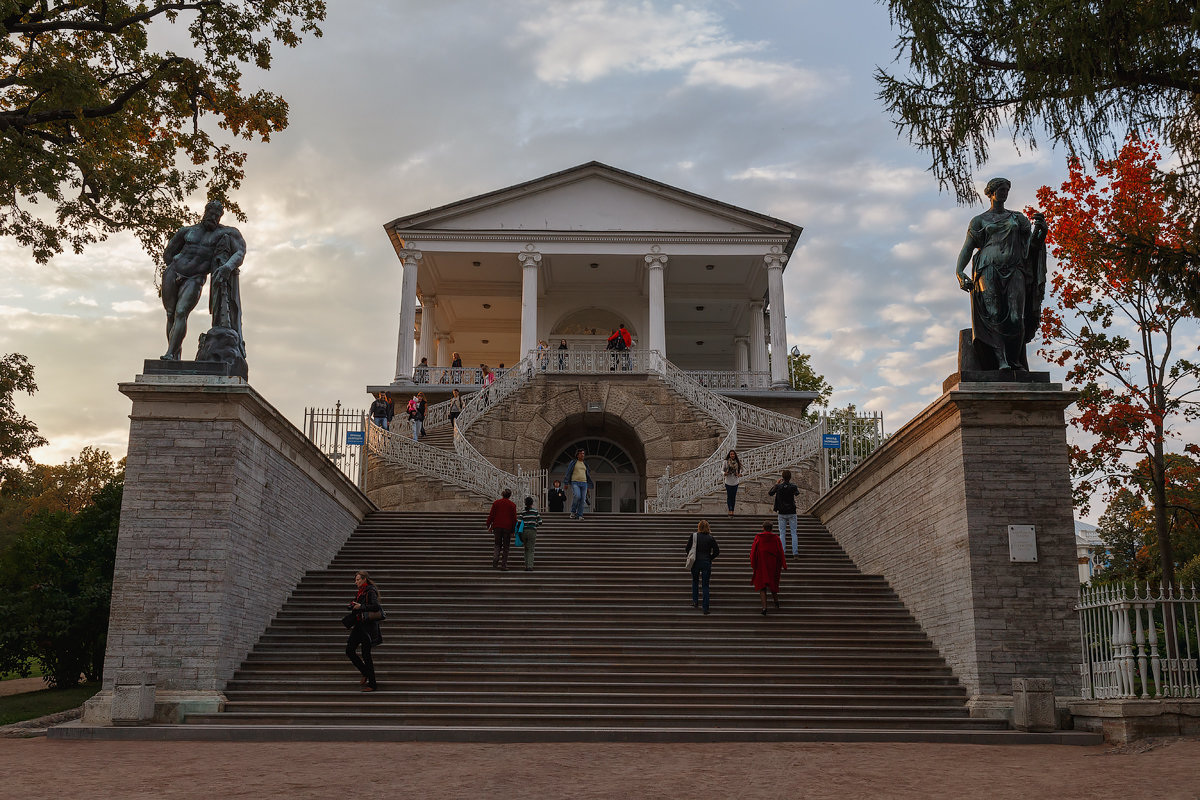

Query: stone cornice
[[393, 229, 790, 246]]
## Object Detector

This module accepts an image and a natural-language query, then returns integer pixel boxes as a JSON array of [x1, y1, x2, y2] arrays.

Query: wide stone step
[[224, 679, 966, 696]]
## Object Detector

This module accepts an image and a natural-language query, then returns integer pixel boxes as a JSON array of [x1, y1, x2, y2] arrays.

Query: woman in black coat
[[345, 570, 382, 691]]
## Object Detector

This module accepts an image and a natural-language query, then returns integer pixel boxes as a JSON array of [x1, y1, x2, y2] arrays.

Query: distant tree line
[[0, 353, 120, 688]]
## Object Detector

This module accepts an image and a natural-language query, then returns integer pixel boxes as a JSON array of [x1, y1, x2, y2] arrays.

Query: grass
[[0, 684, 100, 726], [0, 662, 45, 681]]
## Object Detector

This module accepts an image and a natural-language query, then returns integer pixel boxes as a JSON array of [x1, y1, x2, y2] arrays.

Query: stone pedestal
[[1012, 677, 1057, 731], [812, 377, 1081, 702], [84, 373, 374, 725], [109, 671, 156, 725]]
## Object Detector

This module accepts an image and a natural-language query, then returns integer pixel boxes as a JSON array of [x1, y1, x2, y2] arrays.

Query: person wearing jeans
[[769, 469, 801, 557], [561, 448, 593, 520], [686, 520, 721, 614]]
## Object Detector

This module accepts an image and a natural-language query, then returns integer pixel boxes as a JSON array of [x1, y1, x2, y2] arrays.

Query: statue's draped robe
[[210, 230, 245, 357], [965, 210, 1047, 370]]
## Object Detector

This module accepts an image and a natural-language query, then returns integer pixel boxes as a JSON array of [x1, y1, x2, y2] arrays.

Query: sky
[[1, 0, 1195, 521]]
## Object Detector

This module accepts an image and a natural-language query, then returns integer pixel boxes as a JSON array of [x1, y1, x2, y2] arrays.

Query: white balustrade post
[[645, 246, 668, 357], [518, 244, 541, 356], [1134, 602, 1150, 698], [765, 248, 790, 388], [394, 249, 422, 383]]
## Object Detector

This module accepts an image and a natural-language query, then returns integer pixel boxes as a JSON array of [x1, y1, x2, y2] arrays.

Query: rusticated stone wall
[[87, 375, 374, 723], [810, 381, 1081, 700]]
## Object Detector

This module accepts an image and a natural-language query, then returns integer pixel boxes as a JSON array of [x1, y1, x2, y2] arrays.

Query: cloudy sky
[[2, 0, 1194, 519]]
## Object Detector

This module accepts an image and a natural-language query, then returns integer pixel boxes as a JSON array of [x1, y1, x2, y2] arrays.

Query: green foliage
[[787, 350, 833, 418], [0, 478, 121, 688], [0, 683, 100, 725], [1095, 488, 1153, 583], [0, 353, 47, 488], [1179, 553, 1200, 589], [1, 1, 327, 263], [876, 0, 1200, 212]]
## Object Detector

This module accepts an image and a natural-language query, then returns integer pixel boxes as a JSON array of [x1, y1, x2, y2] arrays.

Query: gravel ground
[[1, 738, 1198, 799]]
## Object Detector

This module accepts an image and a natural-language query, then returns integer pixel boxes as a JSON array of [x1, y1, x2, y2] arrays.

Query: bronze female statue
[[954, 178, 1048, 371]]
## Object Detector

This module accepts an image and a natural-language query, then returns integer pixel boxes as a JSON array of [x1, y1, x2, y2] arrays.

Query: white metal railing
[[722, 394, 812, 439], [1078, 583, 1200, 700], [820, 409, 887, 492], [684, 369, 772, 389], [367, 418, 545, 504], [650, 360, 739, 512]]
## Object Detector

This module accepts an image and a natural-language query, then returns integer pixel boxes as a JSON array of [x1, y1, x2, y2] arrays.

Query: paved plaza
[[1, 738, 1197, 798]]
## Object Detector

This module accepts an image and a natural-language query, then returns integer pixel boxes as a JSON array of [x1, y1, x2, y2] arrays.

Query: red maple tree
[[1036, 137, 1200, 586]]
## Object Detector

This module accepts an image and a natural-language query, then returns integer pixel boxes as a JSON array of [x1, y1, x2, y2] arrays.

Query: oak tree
[[1, 1, 326, 262], [1036, 138, 1199, 585], [0, 353, 46, 488]]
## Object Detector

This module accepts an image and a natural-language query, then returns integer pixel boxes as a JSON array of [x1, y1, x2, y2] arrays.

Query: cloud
[[520, 1, 758, 84], [111, 300, 155, 314]]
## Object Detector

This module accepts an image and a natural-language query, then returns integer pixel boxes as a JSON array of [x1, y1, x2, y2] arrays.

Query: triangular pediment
[[386, 162, 800, 238]]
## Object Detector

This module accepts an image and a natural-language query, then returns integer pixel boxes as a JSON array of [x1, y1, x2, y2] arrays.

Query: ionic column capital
[[399, 248, 423, 267], [518, 243, 542, 267], [763, 246, 788, 271], [644, 244, 669, 270]]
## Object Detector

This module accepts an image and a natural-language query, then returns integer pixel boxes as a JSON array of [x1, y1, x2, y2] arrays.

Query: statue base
[[943, 369, 1051, 393], [142, 358, 248, 380]]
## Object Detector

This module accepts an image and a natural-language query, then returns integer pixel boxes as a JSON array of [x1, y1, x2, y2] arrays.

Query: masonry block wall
[[102, 376, 375, 693], [811, 382, 1081, 698]]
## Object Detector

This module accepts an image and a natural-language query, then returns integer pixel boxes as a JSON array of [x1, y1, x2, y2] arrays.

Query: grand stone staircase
[[178, 511, 1093, 742]]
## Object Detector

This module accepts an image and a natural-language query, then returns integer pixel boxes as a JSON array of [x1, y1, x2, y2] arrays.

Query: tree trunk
[[1152, 431, 1175, 588]]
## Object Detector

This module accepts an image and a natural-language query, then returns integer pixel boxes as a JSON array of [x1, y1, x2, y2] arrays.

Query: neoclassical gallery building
[[364, 163, 824, 514]]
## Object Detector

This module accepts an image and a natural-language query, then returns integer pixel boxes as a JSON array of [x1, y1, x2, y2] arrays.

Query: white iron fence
[[820, 408, 886, 492], [303, 402, 367, 487], [1077, 583, 1200, 700]]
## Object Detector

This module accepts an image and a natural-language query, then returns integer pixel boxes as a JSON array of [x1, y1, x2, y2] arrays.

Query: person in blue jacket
[[561, 448, 594, 520]]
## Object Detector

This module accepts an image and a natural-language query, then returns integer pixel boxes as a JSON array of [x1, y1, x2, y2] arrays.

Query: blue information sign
[[821, 434, 842, 449], [345, 430, 365, 446]]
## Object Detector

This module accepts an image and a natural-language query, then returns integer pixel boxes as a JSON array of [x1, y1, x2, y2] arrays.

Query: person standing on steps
[[369, 392, 391, 431], [344, 570, 381, 692], [547, 479, 566, 513], [686, 520, 720, 615], [411, 391, 427, 441], [518, 496, 543, 571], [562, 448, 593, 520], [769, 469, 801, 557], [723, 450, 743, 516], [448, 388, 464, 430], [751, 520, 787, 615], [486, 488, 518, 570]]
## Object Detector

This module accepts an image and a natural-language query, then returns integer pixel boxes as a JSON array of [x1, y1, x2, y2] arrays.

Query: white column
[[518, 244, 541, 358], [418, 294, 436, 369], [734, 336, 749, 373], [394, 249, 422, 383], [748, 301, 767, 374], [645, 245, 668, 357], [765, 248, 790, 388], [435, 335, 450, 367]]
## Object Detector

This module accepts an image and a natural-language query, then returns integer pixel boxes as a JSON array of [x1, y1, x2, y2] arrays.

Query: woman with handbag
[[685, 520, 720, 615], [722, 450, 743, 516], [344, 570, 382, 692]]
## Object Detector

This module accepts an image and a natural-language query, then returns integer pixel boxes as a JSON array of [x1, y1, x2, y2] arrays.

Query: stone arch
[[548, 306, 639, 340], [542, 415, 648, 509], [496, 381, 708, 504]]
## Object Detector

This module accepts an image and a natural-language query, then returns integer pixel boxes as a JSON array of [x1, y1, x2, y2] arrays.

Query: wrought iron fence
[[1077, 583, 1200, 699], [820, 408, 886, 492], [303, 401, 367, 487]]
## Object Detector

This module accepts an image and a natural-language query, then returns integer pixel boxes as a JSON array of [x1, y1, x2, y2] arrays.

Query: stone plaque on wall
[[1008, 525, 1038, 562]]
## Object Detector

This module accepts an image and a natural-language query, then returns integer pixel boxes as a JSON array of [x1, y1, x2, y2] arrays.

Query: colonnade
[[392, 244, 792, 388]]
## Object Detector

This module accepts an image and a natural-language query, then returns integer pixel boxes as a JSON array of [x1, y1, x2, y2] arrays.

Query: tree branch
[[5, 1, 219, 35]]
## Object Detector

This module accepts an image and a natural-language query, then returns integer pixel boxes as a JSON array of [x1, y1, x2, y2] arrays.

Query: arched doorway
[[547, 438, 641, 514]]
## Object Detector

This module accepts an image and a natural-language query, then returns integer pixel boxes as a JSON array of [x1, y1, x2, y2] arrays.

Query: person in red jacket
[[751, 520, 788, 615], [486, 487, 519, 570]]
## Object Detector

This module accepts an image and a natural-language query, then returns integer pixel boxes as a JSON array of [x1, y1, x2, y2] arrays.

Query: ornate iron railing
[[820, 409, 887, 492], [303, 402, 367, 487], [1078, 583, 1200, 699], [684, 369, 772, 389], [367, 418, 545, 504]]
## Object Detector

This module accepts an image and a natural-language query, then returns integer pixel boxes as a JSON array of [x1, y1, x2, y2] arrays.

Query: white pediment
[[388, 164, 797, 236]]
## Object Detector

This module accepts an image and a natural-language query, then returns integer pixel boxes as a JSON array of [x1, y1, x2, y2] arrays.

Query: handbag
[[685, 532, 697, 571], [365, 609, 386, 622]]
